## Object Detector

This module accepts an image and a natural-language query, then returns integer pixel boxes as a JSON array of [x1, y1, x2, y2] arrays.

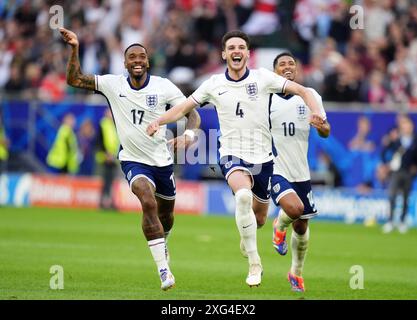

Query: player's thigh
[[279, 192, 304, 218], [251, 160, 273, 205], [227, 169, 253, 194], [131, 177, 157, 212], [252, 197, 269, 227], [271, 175, 304, 217], [154, 164, 176, 201]]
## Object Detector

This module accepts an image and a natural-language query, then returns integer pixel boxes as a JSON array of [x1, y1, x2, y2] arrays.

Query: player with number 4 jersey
[[59, 27, 201, 291], [269, 52, 330, 293], [147, 31, 326, 288]]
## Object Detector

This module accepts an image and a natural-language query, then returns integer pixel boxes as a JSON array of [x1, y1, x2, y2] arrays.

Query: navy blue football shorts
[[120, 161, 176, 200], [219, 155, 273, 203], [270, 174, 317, 219]]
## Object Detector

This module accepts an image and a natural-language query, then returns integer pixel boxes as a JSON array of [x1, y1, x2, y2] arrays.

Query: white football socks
[[276, 209, 295, 232], [290, 227, 310, 276], [235, 189, 260, 265], [148, 238, 170, 272]]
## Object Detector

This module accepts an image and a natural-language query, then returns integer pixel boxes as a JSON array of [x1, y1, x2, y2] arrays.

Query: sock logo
[[159, 268, 168, 281]]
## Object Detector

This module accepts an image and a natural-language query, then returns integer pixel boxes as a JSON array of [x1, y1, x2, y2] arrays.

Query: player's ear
[[221, 51, 226, 61]]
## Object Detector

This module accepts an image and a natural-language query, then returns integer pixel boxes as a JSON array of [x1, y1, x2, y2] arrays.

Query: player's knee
[[293, 219, 308, 235], [235, 189, 252, 215], [141, 197, 157, 213], [285, 202, 304, 219], [256, 215, 267, 228]]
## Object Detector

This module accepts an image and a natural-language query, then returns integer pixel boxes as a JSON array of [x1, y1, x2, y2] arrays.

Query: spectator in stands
[[242, 0, 279, 36], [323, 58, 361, 102], [381, 114, 417, 234], [95, 109, 119, 210], [2, 0, 417, 108], [46, 113, 79, 175], [78, 118, 96, 176], [349, 116, 376, 153], [362, 70, 388, 105], [4, 64, 25, 93], [348, 115, 380, 191], [0, 110, 9, 176], [386, 47, 413, 104]]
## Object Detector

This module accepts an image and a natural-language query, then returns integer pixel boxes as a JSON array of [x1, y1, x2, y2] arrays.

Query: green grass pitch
[[0, 207, 416, 300]]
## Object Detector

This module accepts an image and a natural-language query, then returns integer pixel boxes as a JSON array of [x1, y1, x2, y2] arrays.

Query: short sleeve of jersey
[[191, 77, 213, 105], [163, 78, 186, 106], [259, 68, 288, 94], [309, 88, 327, 120], [95, 74, 118, 96]]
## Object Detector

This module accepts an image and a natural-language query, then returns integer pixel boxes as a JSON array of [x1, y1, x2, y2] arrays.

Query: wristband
[[184, 129, 195, 140]]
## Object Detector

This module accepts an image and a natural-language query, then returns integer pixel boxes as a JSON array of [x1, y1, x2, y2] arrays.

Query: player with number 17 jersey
[[95, 73, 186, 167]]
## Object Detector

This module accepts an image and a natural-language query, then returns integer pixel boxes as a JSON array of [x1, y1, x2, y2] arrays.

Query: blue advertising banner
[[0, 173, 31, 207], [205, 182, 417, 227]]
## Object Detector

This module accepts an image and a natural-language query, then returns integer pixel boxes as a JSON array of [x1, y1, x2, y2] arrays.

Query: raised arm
[[285, 81, 325, 126], [147, 97, 198, 136], [59, 28, 95, 91]]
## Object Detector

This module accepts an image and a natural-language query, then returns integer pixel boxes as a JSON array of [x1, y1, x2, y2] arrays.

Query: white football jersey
[[192, 68, 288, 164], [270, 88, 326, 181], [95, 74, 186, 166]]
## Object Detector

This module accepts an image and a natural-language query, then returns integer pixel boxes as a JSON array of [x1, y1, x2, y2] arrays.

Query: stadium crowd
[[1, 0, 417, 193], [1, 0, 417, 107]]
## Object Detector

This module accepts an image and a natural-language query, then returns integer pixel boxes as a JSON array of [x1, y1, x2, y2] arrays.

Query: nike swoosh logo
[[119, 94, 127, 97], [218, 91, 228, 95], [242, 223, 253, 229]]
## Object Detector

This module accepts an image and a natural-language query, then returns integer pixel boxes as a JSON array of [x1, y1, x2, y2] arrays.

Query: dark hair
[[124, 43, 147, 56], [273, 52, 296, 69], [221, 30, 250, 50]]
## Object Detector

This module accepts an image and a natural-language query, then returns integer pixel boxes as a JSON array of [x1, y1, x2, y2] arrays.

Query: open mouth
[[132, 65, 144, 72], [232, 56, 242, 64], [284, 71, 292, 76]]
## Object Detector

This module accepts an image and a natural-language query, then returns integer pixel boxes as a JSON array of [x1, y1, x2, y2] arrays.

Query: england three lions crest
[[297, 104, 308, 120], [146, 94, 158, 110], [245, 83, 258, 96]]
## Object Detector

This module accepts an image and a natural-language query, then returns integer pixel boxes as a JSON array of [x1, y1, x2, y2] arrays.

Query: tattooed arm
[[59, 28, 95, 91]]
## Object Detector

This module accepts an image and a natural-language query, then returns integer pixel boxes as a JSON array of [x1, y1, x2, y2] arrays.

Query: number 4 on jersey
[[236, 102, 244, 118]]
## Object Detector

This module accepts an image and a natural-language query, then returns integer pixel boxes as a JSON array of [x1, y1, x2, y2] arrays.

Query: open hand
[[168, 134, 195, 152]]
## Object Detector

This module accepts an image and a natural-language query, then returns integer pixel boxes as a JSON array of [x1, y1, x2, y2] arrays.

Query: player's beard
[[130, 67, 147, 82]]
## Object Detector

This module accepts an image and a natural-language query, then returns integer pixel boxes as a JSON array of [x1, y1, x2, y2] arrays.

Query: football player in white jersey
[[270, 52, 330, 292], [147, 30, 326, 287], [59, 28, 201, 291]]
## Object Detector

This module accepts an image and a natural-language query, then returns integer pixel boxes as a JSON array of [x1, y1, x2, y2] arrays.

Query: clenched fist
[[59, 27, 79, 47], [147, 120, 160, 136]]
